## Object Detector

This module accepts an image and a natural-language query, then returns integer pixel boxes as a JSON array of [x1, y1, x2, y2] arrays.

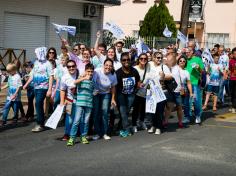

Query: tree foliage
[[139, 0, 177, 37]]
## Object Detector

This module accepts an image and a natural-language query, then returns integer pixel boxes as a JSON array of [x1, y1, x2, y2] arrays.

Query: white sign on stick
[[45, 105, 65, 129], [103, 21, 125, 39], [35, 47, 47, 61], [146, 89, 157, 114], [145, 79, 166, 113]]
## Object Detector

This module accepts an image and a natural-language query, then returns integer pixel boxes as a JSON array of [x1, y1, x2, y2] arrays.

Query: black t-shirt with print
[[116, 67, 140, 94]]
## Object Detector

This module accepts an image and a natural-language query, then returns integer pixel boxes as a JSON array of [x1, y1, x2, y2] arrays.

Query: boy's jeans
[[2, 100, 19, 122], [70, 106, 92, 139], [34, 89, 47, 126]]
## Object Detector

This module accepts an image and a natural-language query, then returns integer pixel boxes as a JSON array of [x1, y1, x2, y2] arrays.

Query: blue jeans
[[53, 90, 60, 110], [70, 106, 92, 139], [190, 85, 202, 120], [34, 89, 47, 126], [2, 100, 19, 122], [182, 95, 191, 122], [64, 103, 76, 135], [26, 86, 35, 118], [218, 79, 228, 103], [93, 94, 111, 136], [117, 93, 135, 131]]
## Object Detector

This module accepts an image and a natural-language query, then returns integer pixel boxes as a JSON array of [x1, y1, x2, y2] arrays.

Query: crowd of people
[[0, 31, 236, 147]]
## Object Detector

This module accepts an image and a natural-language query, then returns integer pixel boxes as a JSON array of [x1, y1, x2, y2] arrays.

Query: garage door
[[4, 12, 47, 61]]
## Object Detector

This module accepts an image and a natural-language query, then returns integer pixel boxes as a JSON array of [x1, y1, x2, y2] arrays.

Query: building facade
[[0, 0, 120, 60], [104, 0, 236, 48]]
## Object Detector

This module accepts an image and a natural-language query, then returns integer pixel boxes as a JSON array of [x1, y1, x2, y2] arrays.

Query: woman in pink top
[[229, 47, 236, 113]]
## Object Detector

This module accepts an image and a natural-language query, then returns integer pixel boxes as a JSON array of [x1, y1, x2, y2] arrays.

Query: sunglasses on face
[[155, 56, 162, 59], [179, 60, 186, 63], [73, 48, 78, 51], [80, 48, 85, 50], [140, 57, 148, 61], [67, 65, 76, 69], [49, 51, 55, 54], [121, 59, 131, 62]]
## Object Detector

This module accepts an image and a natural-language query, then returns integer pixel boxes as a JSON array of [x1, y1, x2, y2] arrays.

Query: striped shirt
[[76, 79, 94, 108]]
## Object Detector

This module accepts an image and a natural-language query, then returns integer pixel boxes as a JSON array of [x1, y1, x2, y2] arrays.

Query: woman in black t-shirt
[[116, 52, 141, 137]]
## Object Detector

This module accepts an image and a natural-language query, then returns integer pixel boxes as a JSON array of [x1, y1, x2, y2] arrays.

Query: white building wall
[[104, 0, 183, 36], [0, 0, 104, 53], [104, 0, 236, 48], [203, 0, 236, 47]]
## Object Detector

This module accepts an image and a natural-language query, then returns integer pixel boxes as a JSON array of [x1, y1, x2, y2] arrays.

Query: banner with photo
[[103, 21, 125, 39], [52, 23, 76, 36]]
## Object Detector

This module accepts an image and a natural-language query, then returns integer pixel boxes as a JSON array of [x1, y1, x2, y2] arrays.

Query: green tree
[[140, 0, 177, 37]]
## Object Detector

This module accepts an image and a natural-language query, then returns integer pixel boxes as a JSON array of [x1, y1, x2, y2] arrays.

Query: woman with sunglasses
[[148, 52, 172, 134], [116, 52, 141, 137], [60, 60, 78, 141], [46, 47, 58, 62], [132, 53, 150, 133], [92, 58, 117, 140], [45, 47, 58, 117], [177, 55, 193, 124], [62, 39, 90, 74]]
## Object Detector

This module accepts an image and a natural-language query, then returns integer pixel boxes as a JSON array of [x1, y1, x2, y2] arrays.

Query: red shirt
[[229, 59, 236, 80]]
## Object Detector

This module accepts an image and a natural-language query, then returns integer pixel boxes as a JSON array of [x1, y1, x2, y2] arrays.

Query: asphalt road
[[0, 106, 236, 176]]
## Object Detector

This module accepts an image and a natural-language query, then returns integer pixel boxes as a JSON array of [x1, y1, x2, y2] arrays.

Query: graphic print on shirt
[[122, 77, 135, 94], [32, 61, 52, 89], [209, 64, 222, 86], [7, 74, 22, 101]]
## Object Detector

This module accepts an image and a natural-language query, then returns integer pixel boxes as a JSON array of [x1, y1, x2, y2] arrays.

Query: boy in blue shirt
[[203, 54, 223, 111], [0, 63, 22, 126], [67, 63, 95, 146]]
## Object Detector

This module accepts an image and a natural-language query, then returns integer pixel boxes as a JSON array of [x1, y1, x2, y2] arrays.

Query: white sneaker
[[154, 128, 161, 135], [195, 117, 201, 124], [229, 108, 232, 112], [139, 121, 148, 130], [103, 134, 111, 140], [232, 108, 236, 114], [31, 125, 44, 132], [92, 135, 100, 140], [148, 126, 155, 133], [133, 126, 138, 133]]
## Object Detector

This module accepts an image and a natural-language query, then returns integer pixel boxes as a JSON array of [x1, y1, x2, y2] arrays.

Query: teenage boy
[[203, 54, 223, 111], [67, 63, 95, 146]]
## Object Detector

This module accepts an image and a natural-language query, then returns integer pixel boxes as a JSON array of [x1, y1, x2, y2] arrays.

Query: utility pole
[[180, 0, 191, 36]]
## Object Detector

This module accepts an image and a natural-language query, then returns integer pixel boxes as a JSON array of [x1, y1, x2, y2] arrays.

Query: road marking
[[204, 124, 236, 129], [215, 113, 236, 123]]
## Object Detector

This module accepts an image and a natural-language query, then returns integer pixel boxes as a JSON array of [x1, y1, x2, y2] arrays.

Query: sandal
[[213, 106, 217, 111], [202, 105, 207, 110]]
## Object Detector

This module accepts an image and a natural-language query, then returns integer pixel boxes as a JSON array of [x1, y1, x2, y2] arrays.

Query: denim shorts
[[207, 85, 219, 95], [166, 92, 182, 106]]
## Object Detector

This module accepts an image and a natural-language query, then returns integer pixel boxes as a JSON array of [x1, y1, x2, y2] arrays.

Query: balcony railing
[[85, 0, 121, 5]]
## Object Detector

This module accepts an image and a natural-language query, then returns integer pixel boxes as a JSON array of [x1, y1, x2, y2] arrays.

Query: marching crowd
[[0, 31, 236, 147]]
